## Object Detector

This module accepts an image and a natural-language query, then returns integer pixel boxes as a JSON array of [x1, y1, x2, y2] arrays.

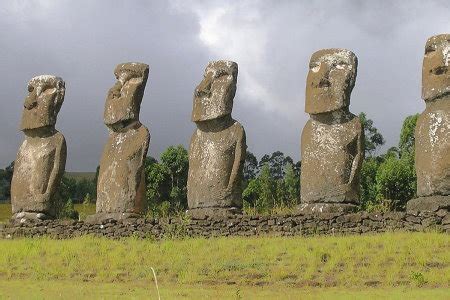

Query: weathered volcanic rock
[[300, 49, 364, 213], [408, 34, 450, 213], [187, 61, 246, 216], [95, 63, 150, 218], [11, 75, 67, 219]]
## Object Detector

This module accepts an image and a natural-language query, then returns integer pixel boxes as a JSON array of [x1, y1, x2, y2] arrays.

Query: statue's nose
[[24, 92, 37, 110], [314, 66, 331, 88], [195, 80, 212, 97]]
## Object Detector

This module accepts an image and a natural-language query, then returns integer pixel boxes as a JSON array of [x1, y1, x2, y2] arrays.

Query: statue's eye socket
[[310, 64, 320, 72], [215, 70, 228, 78], [335, 63, 347, 69], [425, 46, 436, 54], [28, 86, 34, 93]]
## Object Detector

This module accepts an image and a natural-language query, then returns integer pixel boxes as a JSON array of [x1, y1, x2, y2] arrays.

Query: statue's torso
[[96, 125, 150, 213], [301, 115, 362, 203], [11, 131, 66, 214], [415, 99, 450, 196], [187, 121, 244, 208]]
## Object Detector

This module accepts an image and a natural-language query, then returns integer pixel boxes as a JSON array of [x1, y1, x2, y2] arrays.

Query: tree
[[360, 157, 381, 209], [59, 176, 78, 203], [145, 156, 158, 167], [160, 145, 189, 191], [359, 112, 385, 157], [145, 162, 171, 206], [257, 164, 276, 212], [243, 151, 258, 181], [0, 169, 8, 200], [275, 180, 287, 207], [145, 145, 189, 215], [360, 114, 419, 212], [242, 178, 261, 208], [268, 151, 286, 179], [376, 155, 416, 209], [83, 193, 93, 205], [242, 163, 277, 214], [57, 198, 78, 219], [90, 165, 100, 200], [257, 151, 293, 180], [258, 154, 270, 171], [284, 162, 299, 206], [399, 114, 419, 156], [293, 161, 301, 178], [0, 161, 14, 200]]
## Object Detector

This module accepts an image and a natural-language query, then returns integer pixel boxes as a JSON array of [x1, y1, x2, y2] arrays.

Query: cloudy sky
[[0, 0, 449, 171]]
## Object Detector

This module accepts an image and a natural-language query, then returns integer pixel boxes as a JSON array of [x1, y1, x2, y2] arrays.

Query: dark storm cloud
[[0, 0, 449, 170]]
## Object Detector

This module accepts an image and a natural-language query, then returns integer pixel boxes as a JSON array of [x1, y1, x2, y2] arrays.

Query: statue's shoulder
[[231, 120, 245, 135], [51, 131, 66, 146], [136, 123, 150, 140], [350, 114, 363, 131], [303, 118, 314, 130]]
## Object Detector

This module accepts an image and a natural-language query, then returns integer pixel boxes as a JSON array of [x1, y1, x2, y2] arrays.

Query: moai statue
[[93, 62, 150, 221], [407, 34, 450, 213], [187, 60, 246, 218], [299, 49, 364, 213], [11, 75, 67, 221]]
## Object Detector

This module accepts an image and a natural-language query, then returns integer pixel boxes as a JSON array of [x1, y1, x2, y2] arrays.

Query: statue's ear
[[54, 81, 65, 112]]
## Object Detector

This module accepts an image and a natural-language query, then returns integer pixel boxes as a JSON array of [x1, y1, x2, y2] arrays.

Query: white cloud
[[1, 0, 60, 25], [170, 0, 280, 115], [170, 0, 450, 152]]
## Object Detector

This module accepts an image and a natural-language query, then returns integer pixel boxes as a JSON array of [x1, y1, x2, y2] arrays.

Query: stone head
[[20, 75, 65, 131], [422, 34, 450, 102], [104, 62, 149, 129], [305, 49, 357, 114], [192, 60, 238, 122]]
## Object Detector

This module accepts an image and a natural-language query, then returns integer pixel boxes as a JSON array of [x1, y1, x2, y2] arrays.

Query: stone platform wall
[[1, 209, 449, 240]]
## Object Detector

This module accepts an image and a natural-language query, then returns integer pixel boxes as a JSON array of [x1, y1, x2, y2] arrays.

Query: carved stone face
[[192, 60, 238, 122], [104, 62, 149, 130], [20, 75, 65, 131], [422, 34, 450, 102], [305, 49, 357, 114]]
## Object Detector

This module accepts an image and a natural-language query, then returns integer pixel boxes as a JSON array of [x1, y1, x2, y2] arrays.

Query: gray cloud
[[0, 0, 449, 170]]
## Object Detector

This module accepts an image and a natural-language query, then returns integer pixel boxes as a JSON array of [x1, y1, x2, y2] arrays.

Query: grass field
[[0, 280, 448, 299], [0, 203, 10, 222], [0, 232, 449, 298]]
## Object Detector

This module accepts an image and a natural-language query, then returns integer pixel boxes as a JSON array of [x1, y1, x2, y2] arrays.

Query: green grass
[[0, 203, 11, 222], [74, 203, 96, 219], [0, 225, 448, 298], [0, 280, 448, 299], [0, 233, 448, 288]]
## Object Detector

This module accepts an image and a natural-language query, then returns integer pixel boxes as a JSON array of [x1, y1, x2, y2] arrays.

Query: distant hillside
[[65, 172, 96, 181]]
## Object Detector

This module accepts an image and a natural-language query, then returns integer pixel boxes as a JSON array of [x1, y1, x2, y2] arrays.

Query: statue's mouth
[[317, 78, 331, 88], [430, 66, 447, 75]]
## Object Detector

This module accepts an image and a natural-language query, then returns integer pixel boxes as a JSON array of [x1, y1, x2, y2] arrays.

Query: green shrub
[[376, 155, 416, 209], [57, 198, 79, 220], [360, 157, 380, 209]]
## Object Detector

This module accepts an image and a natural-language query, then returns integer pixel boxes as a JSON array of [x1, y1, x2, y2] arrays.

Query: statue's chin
[[22, 125, 55, 137], [106, 119, 139, 132]]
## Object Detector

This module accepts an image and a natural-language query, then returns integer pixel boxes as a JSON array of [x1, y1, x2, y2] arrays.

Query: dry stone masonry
[[1, 209, 448, 240], [299, 49, 364, 213], [10, 75, 67, 221], [187, 60, 247, 218], [408, 34, 450, 213], [91, 62, 150, 222]]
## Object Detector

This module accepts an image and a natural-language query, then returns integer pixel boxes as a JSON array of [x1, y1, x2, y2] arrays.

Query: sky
[[0, 0, 449, 171]]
